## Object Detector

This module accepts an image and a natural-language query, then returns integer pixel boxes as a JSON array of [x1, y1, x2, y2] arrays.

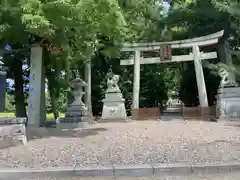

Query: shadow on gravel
[[26, 127, 108, 141], [222, 122, 240, 128], [189, 140, 240, 149]]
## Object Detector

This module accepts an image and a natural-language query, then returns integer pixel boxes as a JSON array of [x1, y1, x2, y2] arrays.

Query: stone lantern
[[57, 74, 89, 129]]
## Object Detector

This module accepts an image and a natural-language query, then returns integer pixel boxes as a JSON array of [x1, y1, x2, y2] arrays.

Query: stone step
[[0, 117, 27, 125], [102, 98, 125, 103], [0, 124, 27, 149], [66, 107, 87, 111], [65, 112, 87, 116], [57, 121, 88, 129], [59, 117, 86, 123]]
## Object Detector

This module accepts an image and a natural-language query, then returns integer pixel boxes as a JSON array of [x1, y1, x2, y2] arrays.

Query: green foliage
[[139, 65, 168, 109], [45, 91, 52, 114], [214, 0, 240, 17], [179, 65, 198, 106], [118, 0, 167, 42], [45, 90, 66, 113], [120, 67, 133, 115], [91, 54, 112, 115], [5, 93, 15, 112], [179, 63, 220, 106], [1, 0, 128, 64], [1, 0, 129, 117], [163, 66, 181, 92]]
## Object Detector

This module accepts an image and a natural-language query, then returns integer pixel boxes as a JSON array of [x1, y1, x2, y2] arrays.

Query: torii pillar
[[28, 45, 46, 127], [84, 60, 93, 121], [192, 45, 209, 118], [132, 50, 141, 109]]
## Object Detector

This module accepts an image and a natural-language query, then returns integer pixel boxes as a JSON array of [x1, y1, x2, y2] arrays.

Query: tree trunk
[[46, 69, 59, 120], [51, 92, 59, 119], [49, 85, 59, 120], [65, 56, 73, 105], [13, 57, 27, 117], [218, 40, 236, 83]]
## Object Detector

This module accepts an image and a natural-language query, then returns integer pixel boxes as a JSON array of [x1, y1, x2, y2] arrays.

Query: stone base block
[[218, 115, 240, 121], [217, 86, 240, 95], [26, 126, 50, 139], [131, 108, 161, 120], [104, 92, 123, 100], [86, 114, 95, 124], [0, 117, 27, 125], [0, 124, 27, 149], [59, 116, 86, 123], [217, 87, 240, 120], [102, 102, 127, 121], [61, 103, 88, 124], [99, 118, 129, 123], [182, 106, 211, 120], [57, 121, 88, 130]]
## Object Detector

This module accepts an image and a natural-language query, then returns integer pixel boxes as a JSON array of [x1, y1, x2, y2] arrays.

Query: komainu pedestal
[[101, 75, 127, 121], [216, 87, 240, 120], [57, 75, 88, 129], [216, 67, 240, 120]]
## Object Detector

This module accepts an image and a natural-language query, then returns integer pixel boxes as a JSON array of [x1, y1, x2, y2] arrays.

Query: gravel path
[[1, 120, 240, 168]]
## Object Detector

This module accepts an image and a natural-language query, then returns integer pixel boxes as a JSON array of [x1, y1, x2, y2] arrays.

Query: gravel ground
[[16, 172, 240, 180], [1, 120, 240, 168]]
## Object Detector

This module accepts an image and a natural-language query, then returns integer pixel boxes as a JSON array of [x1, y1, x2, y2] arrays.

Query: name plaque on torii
[[159, 44, 172, 61]]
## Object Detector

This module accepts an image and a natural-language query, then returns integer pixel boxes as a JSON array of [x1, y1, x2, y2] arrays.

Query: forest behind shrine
[[1, 0, 240, 118]]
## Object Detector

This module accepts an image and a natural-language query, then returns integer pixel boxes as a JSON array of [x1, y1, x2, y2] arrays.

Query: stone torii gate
[[120, 30, 231, 117]]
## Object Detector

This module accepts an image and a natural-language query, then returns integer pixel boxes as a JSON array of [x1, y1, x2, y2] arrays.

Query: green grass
[[0, 112, 64, 121], [0, 112, 15, 118], [46, 113, 64, 120]]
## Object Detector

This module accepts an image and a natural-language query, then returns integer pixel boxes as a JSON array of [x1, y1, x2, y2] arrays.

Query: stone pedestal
[[216, 87, 240, 120], [0, 118, 27, 149], [101, 91, 127, 121], [57, 104, 88, 129]]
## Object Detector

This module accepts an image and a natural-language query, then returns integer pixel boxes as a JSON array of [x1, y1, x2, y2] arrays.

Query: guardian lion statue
[[107, 74, 120, 92], [218, 67, 236, 87]]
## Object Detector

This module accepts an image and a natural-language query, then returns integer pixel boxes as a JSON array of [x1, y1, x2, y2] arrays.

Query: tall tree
[[0, 0, 128, 118]]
